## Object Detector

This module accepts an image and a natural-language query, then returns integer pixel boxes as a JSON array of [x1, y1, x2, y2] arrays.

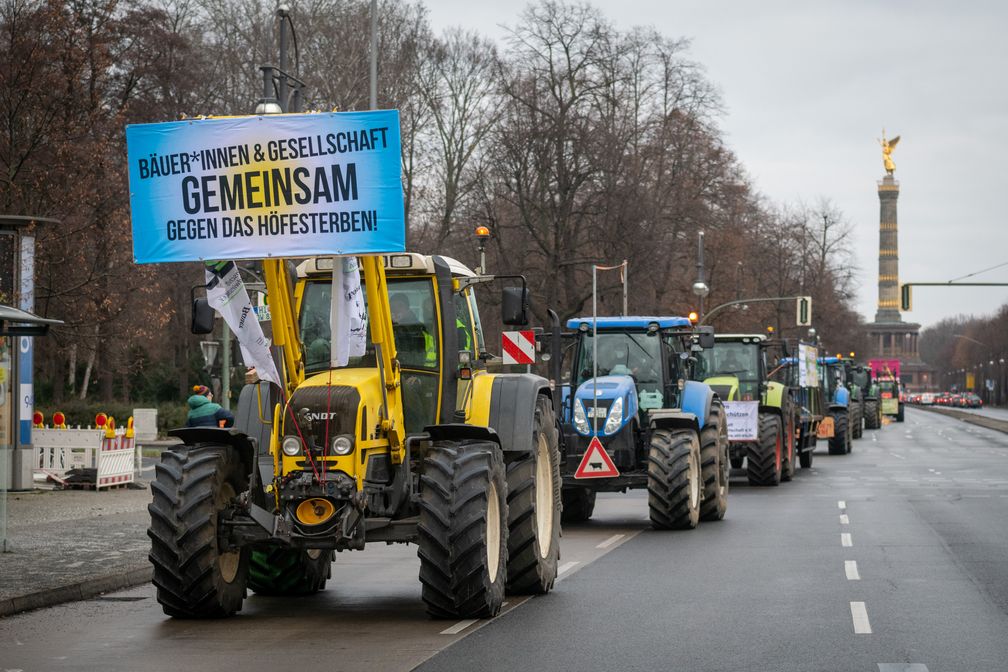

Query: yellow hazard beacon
[[130, 110, 561, 620]]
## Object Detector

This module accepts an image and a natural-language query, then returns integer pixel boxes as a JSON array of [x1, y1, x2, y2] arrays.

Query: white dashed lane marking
[[441, 619, 479, 635], [841, 533, 853, 547], [890, 452, 905, 460], [840, 514, 850, 525], [557, 561, 580, 575], [850, 601, 872, 634], [838, 500, 846, 509], [845, 560, 860, 580], [595, 534, 625, 549], [878, 664, 929, 671]]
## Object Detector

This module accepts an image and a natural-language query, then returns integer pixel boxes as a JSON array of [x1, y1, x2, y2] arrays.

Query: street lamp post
[[692, 231, 709, 319]]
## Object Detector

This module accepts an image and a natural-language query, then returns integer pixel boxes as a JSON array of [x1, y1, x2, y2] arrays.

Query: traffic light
[[796, 296, 812, 326], [900, 284, 912, 311]]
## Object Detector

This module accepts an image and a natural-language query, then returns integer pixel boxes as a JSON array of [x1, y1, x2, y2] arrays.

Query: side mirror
[[192, 297, 214, 334], [501, 286, 529, 326], [697, 326, 715, 350]]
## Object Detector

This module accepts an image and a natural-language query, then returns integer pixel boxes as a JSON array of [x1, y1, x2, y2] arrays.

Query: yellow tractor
[[148, 252, 561, 618]]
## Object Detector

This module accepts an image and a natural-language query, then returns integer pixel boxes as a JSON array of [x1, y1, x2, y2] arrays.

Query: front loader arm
[[262, 258, 304, 395], [360, 255, 406, 459]]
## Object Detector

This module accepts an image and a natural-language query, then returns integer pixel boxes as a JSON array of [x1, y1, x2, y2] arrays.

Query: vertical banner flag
[[205, 262, 281, 386], [799, 343, 819, 387], [126, 111, 406, 262], [330, 257, 368, 367]]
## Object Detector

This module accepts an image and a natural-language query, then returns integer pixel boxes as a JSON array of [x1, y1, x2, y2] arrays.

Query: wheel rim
[[217, 482, 240, 584], [689, 442, 700, 509], [486, 481, 502, 580], [534, 433, 555, 559], [775, 429, 782, 471]]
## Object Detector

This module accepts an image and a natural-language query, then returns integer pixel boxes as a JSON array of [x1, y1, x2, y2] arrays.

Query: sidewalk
[[0, 483, 153, 617]]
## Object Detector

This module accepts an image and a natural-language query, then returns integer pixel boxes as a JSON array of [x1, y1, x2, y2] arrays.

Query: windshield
[[575, 331, 663, 393], [299, 277, 440, 374], [698, 342, 761, 383]]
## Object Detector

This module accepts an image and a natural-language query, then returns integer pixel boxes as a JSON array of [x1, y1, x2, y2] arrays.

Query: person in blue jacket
[[186, 385, 235, 428]]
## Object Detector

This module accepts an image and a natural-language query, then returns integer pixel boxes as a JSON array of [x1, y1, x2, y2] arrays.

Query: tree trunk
[[68, 343, 77, 396]]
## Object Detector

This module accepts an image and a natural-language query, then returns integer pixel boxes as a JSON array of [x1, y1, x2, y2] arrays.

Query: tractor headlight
[[282, 436, 302, 457], [573, 399, 590, 434], [604, 396, 624, 435], [332, 435, 354, 456]]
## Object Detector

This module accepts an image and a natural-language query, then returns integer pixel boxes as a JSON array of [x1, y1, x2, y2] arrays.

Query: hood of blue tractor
[[571, 375, 639, 437]]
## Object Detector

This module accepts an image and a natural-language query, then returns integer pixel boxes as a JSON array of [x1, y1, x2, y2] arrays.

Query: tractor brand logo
[[238, 305, 251, 329], [305, 411, 341, 422]]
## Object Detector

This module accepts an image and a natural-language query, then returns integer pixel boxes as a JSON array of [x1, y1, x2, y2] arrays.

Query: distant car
[[963, 393, 983, 408], [920, 393, 935, 405]]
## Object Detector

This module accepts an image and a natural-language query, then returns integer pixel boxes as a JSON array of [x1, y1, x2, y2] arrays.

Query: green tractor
[[698, 334, 800, 486], [847, 361, 881, 430]]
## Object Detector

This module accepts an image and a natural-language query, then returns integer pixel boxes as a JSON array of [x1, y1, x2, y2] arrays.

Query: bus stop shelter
[[1, 303, 61, 551]]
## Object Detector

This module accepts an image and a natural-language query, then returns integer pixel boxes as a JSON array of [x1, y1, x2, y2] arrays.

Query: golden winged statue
[[879, 131, 900, 175]]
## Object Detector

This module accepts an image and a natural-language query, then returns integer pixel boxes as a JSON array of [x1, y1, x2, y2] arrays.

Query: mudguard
[[488, 373, 552, 459], [167, 427, 258, 477], [649, 409, 700, 434], [763, 381, 785, 410], [681, 380, 713, 427], [833, 386, 850, 408], [704, 375, 738, 403]]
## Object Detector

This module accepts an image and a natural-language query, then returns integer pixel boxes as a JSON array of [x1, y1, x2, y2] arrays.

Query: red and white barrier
[[33, 426, 137, 489]]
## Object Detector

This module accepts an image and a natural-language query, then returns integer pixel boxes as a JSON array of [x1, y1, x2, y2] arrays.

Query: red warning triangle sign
[[574, 436, 620, 479]]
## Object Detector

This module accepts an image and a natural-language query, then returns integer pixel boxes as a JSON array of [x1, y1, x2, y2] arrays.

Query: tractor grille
[[282, 385, 361, 454]]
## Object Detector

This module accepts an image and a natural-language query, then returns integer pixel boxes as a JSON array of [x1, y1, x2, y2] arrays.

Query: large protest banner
[[126, 111, 405, 263]]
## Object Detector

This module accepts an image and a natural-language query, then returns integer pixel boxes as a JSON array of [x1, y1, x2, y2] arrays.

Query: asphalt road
[[4, 408, 1007, 672]]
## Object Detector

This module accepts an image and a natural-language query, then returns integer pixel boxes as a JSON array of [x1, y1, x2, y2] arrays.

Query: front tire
[[896, 403, 905, 422], [648, 429, 701, 530], [561, 488, 596, 523], [747, 414, 782, 486], [147, 444, 250, 618], [248, 547, 332, 596], [506, 395, 561, 595], [699, 401, 729, 521], [418, 441, 508, 619]]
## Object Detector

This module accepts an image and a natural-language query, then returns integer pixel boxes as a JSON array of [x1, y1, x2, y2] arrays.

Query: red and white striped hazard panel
[[502, 330, 535, 365]]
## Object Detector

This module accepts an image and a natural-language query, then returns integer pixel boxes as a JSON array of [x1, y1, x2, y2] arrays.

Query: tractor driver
[[390, 293, 436, 369]]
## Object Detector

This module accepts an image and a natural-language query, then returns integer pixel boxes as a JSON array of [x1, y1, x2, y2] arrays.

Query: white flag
[[330, 257, 368, 367], [205, 262, 282, 387]]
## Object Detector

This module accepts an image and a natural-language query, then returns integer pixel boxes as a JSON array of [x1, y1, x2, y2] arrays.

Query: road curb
[[0, 566, 151, 618], [914, 405, 1008, 434]]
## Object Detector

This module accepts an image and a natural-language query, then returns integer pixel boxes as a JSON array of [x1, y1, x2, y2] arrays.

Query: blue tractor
[[556, 316, 728, 529], [818, 356, 857, 455]]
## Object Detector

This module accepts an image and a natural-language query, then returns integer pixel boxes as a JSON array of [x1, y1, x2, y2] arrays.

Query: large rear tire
[[863, 400, 880, 429], [648, 429, 701, 530], [248, 547, 332, 596], [506, 395, 561, 595], [700, 401, 729, 521], [850, 401, 863, 440], [828, 410, 849, 455], [147, 444, 249, 618], [896, 403, 905, 422], [418, 441, 508, 619], [747, 414, 782, 486], [781, 404, 797, 482]]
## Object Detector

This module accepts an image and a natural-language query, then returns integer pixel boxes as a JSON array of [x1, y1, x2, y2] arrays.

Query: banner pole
[[592, 265, 598, 435]]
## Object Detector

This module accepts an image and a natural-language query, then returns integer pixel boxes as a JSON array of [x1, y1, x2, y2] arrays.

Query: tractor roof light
[[766, 325, 774, 334], [475, 226, 491, 240], [688, 311, 699, 324]]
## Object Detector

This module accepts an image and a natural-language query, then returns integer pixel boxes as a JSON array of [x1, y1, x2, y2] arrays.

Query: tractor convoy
[[128, 110, 902, 623]]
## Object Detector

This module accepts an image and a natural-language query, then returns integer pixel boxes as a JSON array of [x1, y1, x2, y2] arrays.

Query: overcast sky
[[425, 0, 1008, 328]]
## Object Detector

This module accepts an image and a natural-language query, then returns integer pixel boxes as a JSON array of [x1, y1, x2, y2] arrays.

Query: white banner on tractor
[[330, 256, 367, 367], [724, 401, 759, 441], [205, 261, 281, 386], [502, 330, 535, 365]]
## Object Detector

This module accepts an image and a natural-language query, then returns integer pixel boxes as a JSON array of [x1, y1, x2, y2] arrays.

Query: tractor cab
[[695, 334, 768, 402], [817, 356, 850, 407], [295, 254, 489, 435]]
